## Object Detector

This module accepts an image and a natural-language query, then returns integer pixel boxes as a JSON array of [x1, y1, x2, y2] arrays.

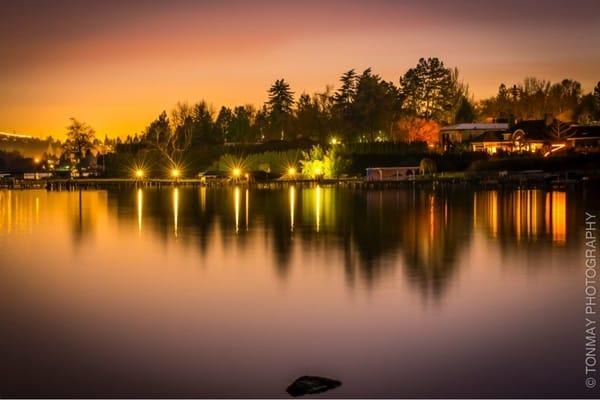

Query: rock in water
[[286, 376, 342, 397]]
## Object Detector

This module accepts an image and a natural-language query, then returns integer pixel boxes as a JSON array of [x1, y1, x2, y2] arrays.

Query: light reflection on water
[[173, 187, 179, 237], [0, 187, 594, 397], [137, 188, 143, 234]]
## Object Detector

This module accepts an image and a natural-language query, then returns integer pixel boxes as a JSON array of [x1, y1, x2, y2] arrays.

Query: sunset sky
[[1, 0, 599, 139]]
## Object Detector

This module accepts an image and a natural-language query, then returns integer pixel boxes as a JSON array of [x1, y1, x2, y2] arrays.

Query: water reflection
[[0, 187, 589, 297], [115, 187, 583, 297], [173, 187, 179, 237], [289, 186, 295, 232], [199, 186, 206, 213], [549, 191, 567, 244], [0, 186, 593, 398], [137, 188, 143, 234], [234, 186, 240, 234], [315, 185, 321, 232], [473, 190, 567, 245], [245, 188, 249, 231]]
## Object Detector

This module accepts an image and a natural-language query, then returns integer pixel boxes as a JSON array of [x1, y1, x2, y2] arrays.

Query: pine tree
[[266, 79, 294, 140]]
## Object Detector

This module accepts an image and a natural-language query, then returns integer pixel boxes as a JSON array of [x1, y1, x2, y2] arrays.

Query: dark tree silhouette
[[480, 78, 587, 122], [266, 79, 294, 140], [352, 68, 401, 141], [214, 106, 233, 143], [62, 118, 96, 174], [399, 57, 462, 122], [454, 96, 476, 123]]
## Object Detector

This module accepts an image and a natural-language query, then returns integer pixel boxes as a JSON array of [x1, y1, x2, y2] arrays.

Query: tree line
[[480, 77, 600, 123], [124, 57, 598, 157], [133, 58, 474, 155], [33, 57, 600, 173]]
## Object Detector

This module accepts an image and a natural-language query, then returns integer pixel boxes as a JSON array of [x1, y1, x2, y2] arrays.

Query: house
[[565, 126, 600, 152], [440, 123, 509, 144], [470, 120, 553, 154], [469, 119, 600, 155], [469, 131, 512, 154], [471, 120, 548, 154]]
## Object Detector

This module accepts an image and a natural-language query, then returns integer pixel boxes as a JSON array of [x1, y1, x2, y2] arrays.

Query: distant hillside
[[0, 132, 60, 158]]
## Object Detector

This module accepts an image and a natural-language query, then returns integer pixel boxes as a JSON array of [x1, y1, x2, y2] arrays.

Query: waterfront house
[[565, 126, 600, 152], [469, 131, 513, 154], [440, 122, 509, 144], [470, 120, 549, 154], [470, 119, 600, 155]]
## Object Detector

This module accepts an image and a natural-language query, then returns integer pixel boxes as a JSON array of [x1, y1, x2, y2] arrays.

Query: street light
[[232, 167, 241, 178], [171, 168, 180, 178], [135, 169, 144, 179]]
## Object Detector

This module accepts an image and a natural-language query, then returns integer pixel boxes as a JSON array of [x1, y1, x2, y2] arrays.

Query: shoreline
[[1, 171, 598, 191]]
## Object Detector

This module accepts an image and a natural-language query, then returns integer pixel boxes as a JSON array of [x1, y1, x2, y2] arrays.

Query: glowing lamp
[[315, 167, 322, 176], [171, 169, 180, 178], [232, 168, 241, 177], [288, 167, 296, 176], [135, 169, 144, 178]]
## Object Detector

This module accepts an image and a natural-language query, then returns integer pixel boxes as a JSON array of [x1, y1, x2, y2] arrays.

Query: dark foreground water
[[0, 186, 597, 398]]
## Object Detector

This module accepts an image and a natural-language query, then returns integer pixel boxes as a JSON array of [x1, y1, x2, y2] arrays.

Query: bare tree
[[62, 118, 96, 175]]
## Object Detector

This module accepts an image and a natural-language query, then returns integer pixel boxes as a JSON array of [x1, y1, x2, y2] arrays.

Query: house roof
[[566, 125, 600, 140], [470, 131, 505, 142], [440, 123, 509, 132], [511, 120, 550, 141]]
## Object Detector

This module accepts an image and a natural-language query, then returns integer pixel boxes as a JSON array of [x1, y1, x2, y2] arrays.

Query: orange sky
[[1, 0, 599, 139]]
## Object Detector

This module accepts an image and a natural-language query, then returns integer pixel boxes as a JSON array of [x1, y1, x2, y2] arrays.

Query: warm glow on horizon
[[1, 1, 598, 139]]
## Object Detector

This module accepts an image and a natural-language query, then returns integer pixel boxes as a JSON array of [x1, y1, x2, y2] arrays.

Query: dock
[[0, 171, 596, 191]]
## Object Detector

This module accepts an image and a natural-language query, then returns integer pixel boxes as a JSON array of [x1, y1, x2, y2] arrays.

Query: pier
[[0, 170, 596, 191]]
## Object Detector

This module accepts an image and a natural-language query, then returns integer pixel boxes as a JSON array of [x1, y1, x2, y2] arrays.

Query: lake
[[0, 186, 596, 398]]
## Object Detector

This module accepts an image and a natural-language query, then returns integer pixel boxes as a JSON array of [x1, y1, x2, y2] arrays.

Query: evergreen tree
[[191, 101, 215, 144], [454, 96, 476, 123], [295, 93, 320, 141], [230, 106, 255, 143], [333, 70, 358, 140], [145, 111, 171, 147], [399, 57, 461, 123], [214, 106, 233, 143], [352, 69, 401, 141], [266, 79, 294, 140]]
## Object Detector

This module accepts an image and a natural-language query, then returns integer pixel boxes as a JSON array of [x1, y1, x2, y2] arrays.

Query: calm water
[[0, 186, 596, 398]]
